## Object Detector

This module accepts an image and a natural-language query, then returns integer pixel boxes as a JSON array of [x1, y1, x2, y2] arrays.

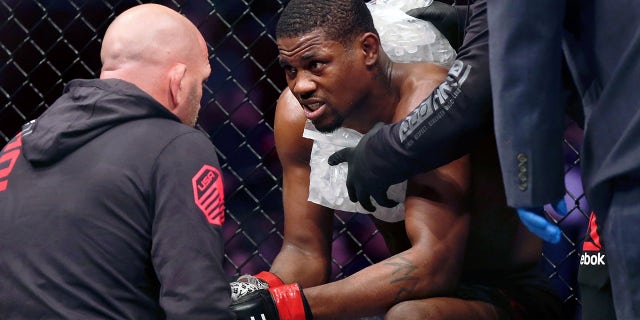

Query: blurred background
[[0, 1, 588, 318]]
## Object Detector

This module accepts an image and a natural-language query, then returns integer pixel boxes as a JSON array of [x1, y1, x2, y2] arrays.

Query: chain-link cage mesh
[[0, 1, 588, 318]]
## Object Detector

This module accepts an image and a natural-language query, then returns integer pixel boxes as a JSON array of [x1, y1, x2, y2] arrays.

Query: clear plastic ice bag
[[367, 0, 455, 67]]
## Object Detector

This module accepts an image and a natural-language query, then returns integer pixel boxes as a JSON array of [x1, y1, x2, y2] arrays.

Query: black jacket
[[0, 79, 234, 319], [488, 0, 640, 211]]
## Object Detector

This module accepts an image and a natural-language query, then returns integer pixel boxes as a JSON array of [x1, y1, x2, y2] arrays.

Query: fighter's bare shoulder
[[394, 62, 449, 121], [274, 88, 312, 165], [275, 88, 306, 125]]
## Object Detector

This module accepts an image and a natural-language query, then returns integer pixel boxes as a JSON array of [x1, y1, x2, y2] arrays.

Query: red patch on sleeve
[[0, 132, 23, 192], [191, 165, 225, 226]]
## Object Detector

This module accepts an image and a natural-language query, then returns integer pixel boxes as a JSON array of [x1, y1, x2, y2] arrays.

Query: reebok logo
[[582, 211, 602, 252], [580, 252, 605, 265], [580, 211, 606, 266]]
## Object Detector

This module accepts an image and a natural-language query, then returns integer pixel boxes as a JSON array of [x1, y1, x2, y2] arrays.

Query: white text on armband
[[398, 60, 472, 144]]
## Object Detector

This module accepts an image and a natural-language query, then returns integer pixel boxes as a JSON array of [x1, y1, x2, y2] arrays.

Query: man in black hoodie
[[0, 4, 234, 319]]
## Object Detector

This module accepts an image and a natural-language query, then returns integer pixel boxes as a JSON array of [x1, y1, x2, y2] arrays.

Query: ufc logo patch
[[0, 133, 23, 192], [192, 165, 225, 225]]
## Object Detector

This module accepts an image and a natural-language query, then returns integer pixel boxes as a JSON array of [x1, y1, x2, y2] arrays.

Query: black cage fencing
[[0, 1, 589, 319]]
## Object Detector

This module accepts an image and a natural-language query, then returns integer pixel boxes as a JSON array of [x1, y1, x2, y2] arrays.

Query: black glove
[[230, 283, 312, 320], [327, 123, 400, 212], [407, 1, 463, 51]]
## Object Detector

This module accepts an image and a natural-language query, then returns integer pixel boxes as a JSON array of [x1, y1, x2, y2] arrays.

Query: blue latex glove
[[517, 198, 567, 244]]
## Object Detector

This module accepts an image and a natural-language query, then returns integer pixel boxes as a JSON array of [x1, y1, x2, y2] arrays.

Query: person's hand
[[328, 123, 399, 212], [230, 271, 284, 302], [406, 1, 462, 50], [230, 283, 311, 320], [517, 198, 567, 244]]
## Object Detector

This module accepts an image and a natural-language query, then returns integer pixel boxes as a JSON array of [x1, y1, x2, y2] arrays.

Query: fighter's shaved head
[[99, 4, 210, 126]]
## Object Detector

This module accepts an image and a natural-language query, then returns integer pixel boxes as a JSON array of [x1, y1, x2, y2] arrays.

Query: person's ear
[[168, 63, 187, 109], [360, 32, 380, 67]]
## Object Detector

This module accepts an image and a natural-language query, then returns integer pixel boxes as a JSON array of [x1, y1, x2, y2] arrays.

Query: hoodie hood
[[21, 78, 180, 165]]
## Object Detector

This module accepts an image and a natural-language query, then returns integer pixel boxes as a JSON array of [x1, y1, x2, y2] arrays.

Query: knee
[[385, 301, 442, 320]]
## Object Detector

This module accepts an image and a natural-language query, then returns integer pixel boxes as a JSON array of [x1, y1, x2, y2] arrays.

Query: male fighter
[[230, 0, 563, 319]]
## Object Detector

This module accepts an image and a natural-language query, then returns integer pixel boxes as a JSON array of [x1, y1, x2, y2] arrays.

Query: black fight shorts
[[454, 263, 564, 320]]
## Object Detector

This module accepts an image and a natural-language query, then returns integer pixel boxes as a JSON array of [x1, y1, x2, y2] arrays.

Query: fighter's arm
[[303, 157, 471, 319], [269, 89, 335, 288], [231, 166, 472, 320]]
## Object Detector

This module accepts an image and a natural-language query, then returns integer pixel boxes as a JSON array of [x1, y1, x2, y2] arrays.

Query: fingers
[[373, 193, 398, 209], [406, 5, 436, 19], [355, 191, 398, 213], [328, 147, 352, 166], [328, 123, 392, 213], [553, 198, 568, 216], [358, 196, 376, 212], [346, 175, 396, 212], [517, 209, 547, 228], [346, 178, 358, 204], [517, 209, 561, 243], [537, 225, 561, 244]]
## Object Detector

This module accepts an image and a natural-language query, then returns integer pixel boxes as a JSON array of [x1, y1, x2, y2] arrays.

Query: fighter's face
[[277, 29, 364, 133]]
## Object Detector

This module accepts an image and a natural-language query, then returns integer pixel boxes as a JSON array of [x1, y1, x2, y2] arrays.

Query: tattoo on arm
[[384, 255, 419, 303]]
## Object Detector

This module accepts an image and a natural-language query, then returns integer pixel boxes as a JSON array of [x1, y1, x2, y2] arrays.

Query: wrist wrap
[[269, 284, 312, 320], [255, 271, 284, 287]]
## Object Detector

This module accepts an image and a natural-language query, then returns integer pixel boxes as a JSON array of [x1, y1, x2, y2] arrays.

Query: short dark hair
[[276, 0, 377, 44]]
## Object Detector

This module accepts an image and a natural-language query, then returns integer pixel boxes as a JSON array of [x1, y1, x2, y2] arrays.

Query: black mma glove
[[328, 123, 401, 212], [231, 283, 312, 320], [406, 1, 464, 51], [230, 271, 285, 302]]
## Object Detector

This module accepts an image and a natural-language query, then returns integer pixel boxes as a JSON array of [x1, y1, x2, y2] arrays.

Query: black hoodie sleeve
[[150, 131, 234, 320], [362, 0, 492, 183]]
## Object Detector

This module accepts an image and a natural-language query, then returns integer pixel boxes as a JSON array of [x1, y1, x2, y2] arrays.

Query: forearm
[[274, 156, 334, 287], [230, 249, 453, 320], [305, 247, 458, 320]]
